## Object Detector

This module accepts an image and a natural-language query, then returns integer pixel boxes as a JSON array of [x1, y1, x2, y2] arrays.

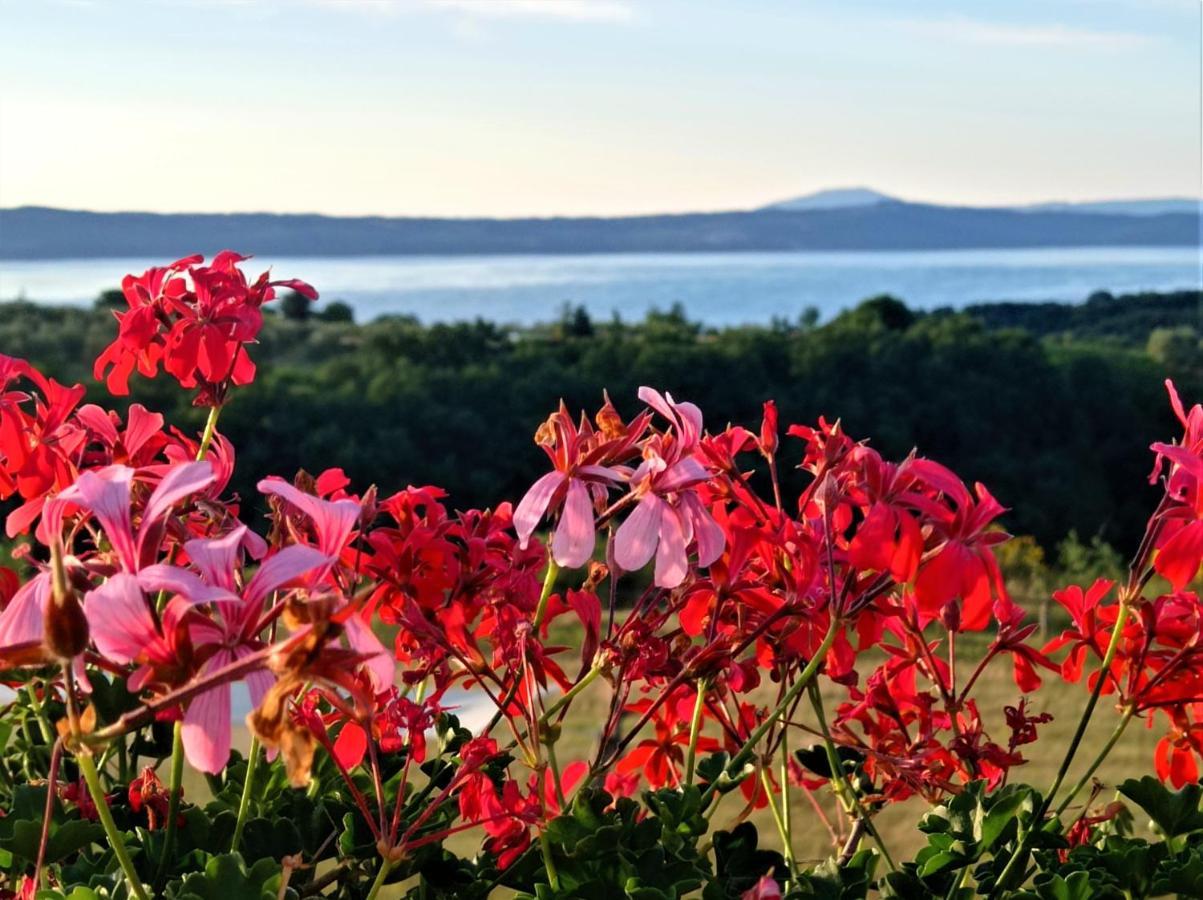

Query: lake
[[1, 246, 1199, 326]]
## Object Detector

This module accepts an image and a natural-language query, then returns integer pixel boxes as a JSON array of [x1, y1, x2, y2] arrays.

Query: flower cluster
[[1, 254, 1200, 900]]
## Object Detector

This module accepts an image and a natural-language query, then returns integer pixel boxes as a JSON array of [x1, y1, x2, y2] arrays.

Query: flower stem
[[760, 767, 797, 878], [156, 720, 186, 885], [1053, 707, 1136, 819], [992, 596, 1133, 894], [230, 737, 261, 852], [364, 856, 395, 900], [532, 557, 560, 630], [78, 750, 149, 900], [539, 830, 561, 892], [807, 681, 896, 871], [700, 615, 840, 807], [196, 405, 221, 461], [538, 664, 602, 727], [684, 677, 709, 784]]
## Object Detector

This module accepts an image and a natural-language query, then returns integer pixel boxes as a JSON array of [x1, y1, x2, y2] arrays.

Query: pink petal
[[344, 613, 395, 692], [85, 573, 155, 663], [234, 644, 274, 708], [613, 493, 664, 573], [513, 471, 566, 547], [74, 404, 119, 445], [244, 544, 331, 605], [183, 658, 233, 774], [123, 404, 165, 456], [139, 461, 216, 554], [551, 478, 596, 568], [184, 526, 246, 592], [137, 564, 234, 606], [654, 503, 689, 588], [257, 478, 361, 556], [683, 493, 726, 567], [0, 573, 50, 647], [59, 466, 137, 570], [658, 457, 709, 492]]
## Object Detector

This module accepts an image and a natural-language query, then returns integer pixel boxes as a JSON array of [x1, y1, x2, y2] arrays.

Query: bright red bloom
[[93, 252, 316, 402]]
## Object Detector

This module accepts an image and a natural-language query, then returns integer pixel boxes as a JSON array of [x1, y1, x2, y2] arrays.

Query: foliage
[[0, 258, 1201, 899]]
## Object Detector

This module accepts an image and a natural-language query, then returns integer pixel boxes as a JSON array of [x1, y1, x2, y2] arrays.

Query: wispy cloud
[[299, 0, 634, 23], [896, 15, 1154, 49], [427, 0, 634, 24]]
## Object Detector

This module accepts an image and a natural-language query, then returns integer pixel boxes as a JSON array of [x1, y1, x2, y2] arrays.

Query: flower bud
[[45, 546, 88, 659]]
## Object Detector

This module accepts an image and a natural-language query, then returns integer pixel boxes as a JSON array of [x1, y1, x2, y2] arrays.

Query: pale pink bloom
[[41, 461, 216, 571], [121, 525, 333, 773], [513, 401, 641, 568], [258, 478, 395, 693], [613, 388, 724, 588]]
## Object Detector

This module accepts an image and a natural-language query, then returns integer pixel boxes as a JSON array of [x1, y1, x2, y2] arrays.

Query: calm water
[[1, 246, 1199, 325]]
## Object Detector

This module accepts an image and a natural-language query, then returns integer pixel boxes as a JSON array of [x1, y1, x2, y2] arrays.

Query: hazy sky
[[0, 0, 1199, 216]]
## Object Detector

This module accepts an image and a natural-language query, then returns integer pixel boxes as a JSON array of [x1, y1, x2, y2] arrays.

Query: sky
[[0, 0, 1199, 217]]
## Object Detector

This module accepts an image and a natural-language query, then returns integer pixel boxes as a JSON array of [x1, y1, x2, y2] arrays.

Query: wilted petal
[[654, 503, 689, 588], [614, 494, 664, 573], [513, 471, 566, 547], [551, 478, 595, 568], [85, 573, 154, 664], [244, 545, 331, 605]]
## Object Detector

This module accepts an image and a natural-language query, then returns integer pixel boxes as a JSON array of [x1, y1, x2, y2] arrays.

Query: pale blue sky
[[0, 0, 1198, 216]]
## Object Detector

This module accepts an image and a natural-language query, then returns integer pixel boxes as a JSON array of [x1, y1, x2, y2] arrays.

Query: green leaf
[[1118, 776, 1203, 837]]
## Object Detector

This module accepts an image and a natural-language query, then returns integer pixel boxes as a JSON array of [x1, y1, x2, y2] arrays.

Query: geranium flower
[[514, 396, 648, 568], [613, 387, 725, 587], [93, 252, 316, 402], [1149, 381, 1203, 590]]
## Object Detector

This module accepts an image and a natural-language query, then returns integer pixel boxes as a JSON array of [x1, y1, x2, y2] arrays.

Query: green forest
[[3, 289, 1200, 557]]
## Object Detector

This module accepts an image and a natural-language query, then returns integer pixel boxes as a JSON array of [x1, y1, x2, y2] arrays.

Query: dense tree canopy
[[1, 290, 1198, 551]]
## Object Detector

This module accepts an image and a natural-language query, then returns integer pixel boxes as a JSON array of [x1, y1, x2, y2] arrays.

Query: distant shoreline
[[1, 202, 1197, 260]]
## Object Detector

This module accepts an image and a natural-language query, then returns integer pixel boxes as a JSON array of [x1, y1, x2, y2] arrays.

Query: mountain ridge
[[0, 200, 1196, 259]]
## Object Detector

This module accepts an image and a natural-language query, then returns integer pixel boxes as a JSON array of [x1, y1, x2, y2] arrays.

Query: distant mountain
[[1021, 198, 1198, 217], [761, 187, 896, 212], [0, 201, 1196, 259]]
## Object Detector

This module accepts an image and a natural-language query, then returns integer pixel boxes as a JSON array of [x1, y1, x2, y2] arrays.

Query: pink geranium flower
[[259, 477, 395, 693], [513, 398, 648, 568], [613, 388, 724, 588], [126, 526, 331, 773]]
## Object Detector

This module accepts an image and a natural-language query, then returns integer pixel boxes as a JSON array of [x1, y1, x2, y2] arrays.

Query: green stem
[[684, 678, 709, 785], [808, 681, 896, 871], [760, 767, 797, 878], [230, 737, 261, 852], [1053, 707, 1136, 819], [538, 665, 602, 727], [365, 856, 395, 900], [532, 557, 560, 630], [79, 751, 149, 900], [700, 615, 840, 807], [539, 830, 561, 891], [992, 597, 1134, 894], [156, 720, 186, 884], [196, 405, 221, 461]]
